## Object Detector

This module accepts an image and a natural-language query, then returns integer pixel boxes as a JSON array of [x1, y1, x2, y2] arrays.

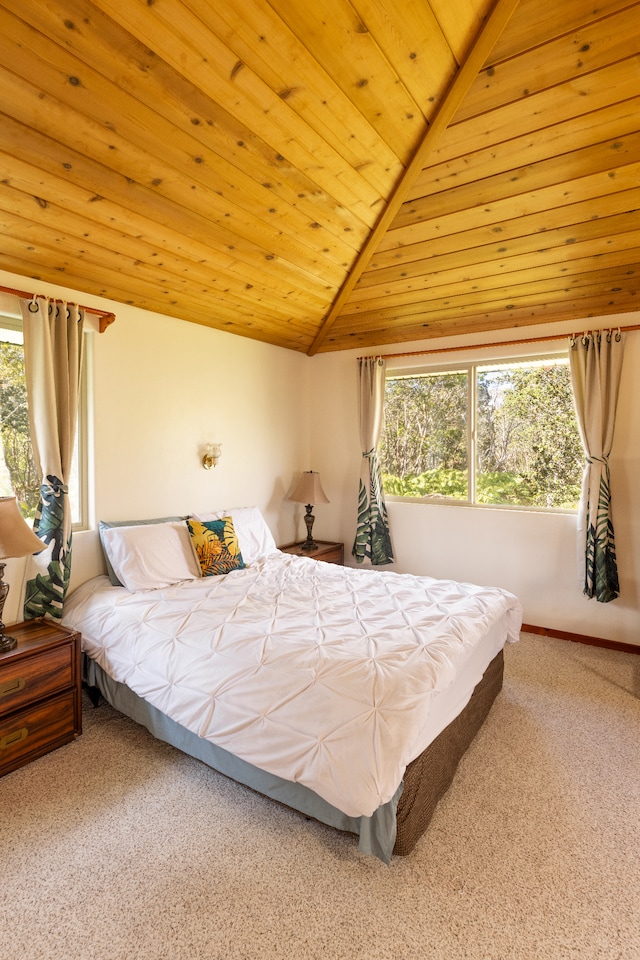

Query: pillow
[[186, 517, 246, 577], [99, 515, 187, 586], [192, 506, 277, 564], [100, 521, 201, 592]]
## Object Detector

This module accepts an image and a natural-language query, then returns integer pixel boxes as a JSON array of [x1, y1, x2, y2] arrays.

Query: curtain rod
[[0, 283, 115, 333], [376, 321, 640, 361]]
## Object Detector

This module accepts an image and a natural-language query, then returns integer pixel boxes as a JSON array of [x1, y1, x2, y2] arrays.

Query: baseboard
[[521, 622, 640, 656]]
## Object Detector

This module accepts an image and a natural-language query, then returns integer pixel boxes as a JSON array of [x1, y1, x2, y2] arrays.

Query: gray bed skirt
[[83, 656, 401, 863], [83, 649, 503, 864]]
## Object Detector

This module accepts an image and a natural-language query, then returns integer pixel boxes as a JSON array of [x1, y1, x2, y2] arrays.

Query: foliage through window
[[0, 319, 86, 525], [380, 355, 583, 510]]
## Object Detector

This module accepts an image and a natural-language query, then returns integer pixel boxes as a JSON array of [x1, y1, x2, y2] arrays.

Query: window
[[0, 317, 89, 527], [380, 354, 583, 510]]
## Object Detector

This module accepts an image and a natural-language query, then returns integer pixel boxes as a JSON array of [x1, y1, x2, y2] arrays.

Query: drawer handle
[[0, 677, 26, 698], [0, 727, 28, 750]]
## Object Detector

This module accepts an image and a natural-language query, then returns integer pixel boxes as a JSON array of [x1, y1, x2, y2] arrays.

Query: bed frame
[[83, 648, 503, 862]]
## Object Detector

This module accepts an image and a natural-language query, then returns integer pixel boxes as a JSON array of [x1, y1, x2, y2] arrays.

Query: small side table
[[279, 540, 344, 565], [0, 618, 82, 777]]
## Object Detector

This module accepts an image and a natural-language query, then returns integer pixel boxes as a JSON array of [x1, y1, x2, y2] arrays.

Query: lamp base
[[301, 504, 319, 552], [0, 561, 14, 652], [0, 633, 17, 653]]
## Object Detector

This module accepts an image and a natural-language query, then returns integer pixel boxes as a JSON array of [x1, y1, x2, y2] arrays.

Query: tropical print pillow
[[186, 516, 246, 576]]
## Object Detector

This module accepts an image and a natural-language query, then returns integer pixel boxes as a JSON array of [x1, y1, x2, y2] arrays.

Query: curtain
[[569, 330, 624, 602], [19, 297, 84, 620], [352, 356, 394, 565]]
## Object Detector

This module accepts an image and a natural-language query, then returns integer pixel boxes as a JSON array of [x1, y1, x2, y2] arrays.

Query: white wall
[[88, 296, 310, 533], [310, 318, 640, 647]]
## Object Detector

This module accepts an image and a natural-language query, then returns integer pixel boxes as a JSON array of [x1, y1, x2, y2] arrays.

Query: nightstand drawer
[[0, 689, 78, 775], [0, 644, 73, 718]]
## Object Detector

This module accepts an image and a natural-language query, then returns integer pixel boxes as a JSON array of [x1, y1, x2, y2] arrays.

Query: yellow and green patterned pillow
[[186, 516, 246, 577]]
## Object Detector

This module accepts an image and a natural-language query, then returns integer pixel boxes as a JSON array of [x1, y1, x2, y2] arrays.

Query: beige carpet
[[1, 633, 638, 960]]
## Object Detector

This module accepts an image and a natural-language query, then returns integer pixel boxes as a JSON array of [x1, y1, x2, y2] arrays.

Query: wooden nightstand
[[279, 540, 344, 565], [0, 619, 82, 777]]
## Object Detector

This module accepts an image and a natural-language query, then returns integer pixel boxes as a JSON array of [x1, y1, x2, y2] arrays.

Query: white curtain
[[19, 297, 84, 619], [569, 330, 624, 602], [352, 356, 394, 565]]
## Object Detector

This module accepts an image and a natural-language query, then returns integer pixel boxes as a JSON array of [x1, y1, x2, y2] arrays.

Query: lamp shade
[[289, 471, 329, 506], [0, 497, 43, 559]]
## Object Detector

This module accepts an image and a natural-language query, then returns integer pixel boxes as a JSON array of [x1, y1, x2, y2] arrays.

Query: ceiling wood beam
[[307, 0, 522, 356]]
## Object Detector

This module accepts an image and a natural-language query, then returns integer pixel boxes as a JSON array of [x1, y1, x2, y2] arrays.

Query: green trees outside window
[[380, 356, 583, 510], [1, 323, 84, 525], [0, 335, 40, 519]]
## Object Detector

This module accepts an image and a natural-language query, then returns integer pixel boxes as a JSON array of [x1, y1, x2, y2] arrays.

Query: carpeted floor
[[1, 633, 638, 960]]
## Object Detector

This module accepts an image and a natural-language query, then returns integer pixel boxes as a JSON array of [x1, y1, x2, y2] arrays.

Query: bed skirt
[[83, 649, 503, 863], [394, 647, 504, 855]]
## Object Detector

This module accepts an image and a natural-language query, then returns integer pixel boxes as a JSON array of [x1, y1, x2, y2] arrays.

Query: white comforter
[[63, 552, 522, 818]]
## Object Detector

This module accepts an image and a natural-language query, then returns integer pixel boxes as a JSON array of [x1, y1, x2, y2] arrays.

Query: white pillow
[[101, 521, 201, 591], [192, 506, 277, 564]]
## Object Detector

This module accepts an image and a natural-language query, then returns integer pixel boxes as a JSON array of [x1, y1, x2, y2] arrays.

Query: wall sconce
[[202, 443, 222, 470]]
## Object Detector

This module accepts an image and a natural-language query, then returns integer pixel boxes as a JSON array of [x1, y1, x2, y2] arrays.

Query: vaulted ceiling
[[1, 0, 639, 353]]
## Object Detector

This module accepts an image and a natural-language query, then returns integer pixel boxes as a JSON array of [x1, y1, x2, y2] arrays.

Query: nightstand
[[279, 540, 344, 565], [0, 619, 82, 777]]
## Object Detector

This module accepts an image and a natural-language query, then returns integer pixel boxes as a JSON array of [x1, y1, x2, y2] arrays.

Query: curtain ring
[[581, 333, 589, 346], [569, 334, 576, 348], [606, 329, 612, 342], [615, 327, 622, 342], [28, 295, 39, 313]]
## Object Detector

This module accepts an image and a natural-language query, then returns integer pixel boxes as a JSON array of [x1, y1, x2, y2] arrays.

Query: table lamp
[[0, 496, 43, 652], [289, 471, 329, 552]]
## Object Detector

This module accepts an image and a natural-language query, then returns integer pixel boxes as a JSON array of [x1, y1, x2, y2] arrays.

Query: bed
[[62, 507, 522, 863]]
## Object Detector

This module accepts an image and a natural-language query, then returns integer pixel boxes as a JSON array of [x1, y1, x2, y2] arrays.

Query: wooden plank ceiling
[[0, 0, 638, 354]]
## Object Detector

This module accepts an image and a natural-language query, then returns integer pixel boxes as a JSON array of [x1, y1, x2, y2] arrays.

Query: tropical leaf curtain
[[569, 330, 625, 602], [352, 356, 394, 565], [18, 297, 84, 620]]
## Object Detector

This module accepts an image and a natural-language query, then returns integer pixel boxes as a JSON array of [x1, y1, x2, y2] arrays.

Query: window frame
[[382, 347, 581, 515], [0, 314, 91, 531]]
